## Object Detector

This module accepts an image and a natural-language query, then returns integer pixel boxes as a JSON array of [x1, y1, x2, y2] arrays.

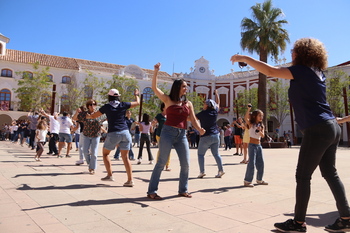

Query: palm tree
[[240, 0, 289, 128]]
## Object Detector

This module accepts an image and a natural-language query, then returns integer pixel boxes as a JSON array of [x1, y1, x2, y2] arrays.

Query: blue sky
[[1, 0, 349, 76]]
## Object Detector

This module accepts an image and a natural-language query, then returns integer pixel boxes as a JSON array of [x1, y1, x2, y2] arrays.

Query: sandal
[[178, 192, 192, 198], [147, 193, 162, 200]]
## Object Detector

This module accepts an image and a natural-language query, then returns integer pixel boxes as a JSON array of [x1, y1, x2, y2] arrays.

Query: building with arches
[[1, 34, 350, 141]]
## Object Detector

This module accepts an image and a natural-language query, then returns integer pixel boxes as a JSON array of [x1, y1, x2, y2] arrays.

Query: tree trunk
[[258, 49, 268, 131]]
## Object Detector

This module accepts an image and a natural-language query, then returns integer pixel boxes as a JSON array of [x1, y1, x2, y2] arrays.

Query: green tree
[[187, 92, 205, 114], [235, 88, 258, 118], [240, 0, 289, 126], [101, 75, 139, 118], [14, 62, 52, 111], [326, 70, 350, 117], [268, 79, 289, 127]]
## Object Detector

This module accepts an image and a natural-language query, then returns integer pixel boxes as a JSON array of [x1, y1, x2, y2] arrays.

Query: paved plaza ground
[[1, 141, 350, 233]]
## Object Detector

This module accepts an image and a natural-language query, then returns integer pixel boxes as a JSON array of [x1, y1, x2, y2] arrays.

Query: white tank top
[[249, 124, 261, 140]]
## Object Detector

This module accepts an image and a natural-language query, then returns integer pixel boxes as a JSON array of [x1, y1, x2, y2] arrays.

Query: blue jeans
[[78, 134, 85, 161], [134, 133, 140, 146], [197, 133, 223, 173], [244, 143, 264, 183], [75, 133, 80, 149], [114, 143, 134, 160], [81, 134, 100, 170], [294, 119, 350, 222], [148, 125, 189, 195]]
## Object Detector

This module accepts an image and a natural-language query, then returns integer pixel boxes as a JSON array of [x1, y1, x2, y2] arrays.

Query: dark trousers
[[29, 129, 36, 149], [224, 136, 231, 150], [48, 133, 59, 154], [137, 133, 153, 161], [294, 119, 350, 222]]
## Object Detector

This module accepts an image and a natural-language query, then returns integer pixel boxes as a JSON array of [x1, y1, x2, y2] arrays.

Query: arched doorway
[[0, 114, 12, 125]]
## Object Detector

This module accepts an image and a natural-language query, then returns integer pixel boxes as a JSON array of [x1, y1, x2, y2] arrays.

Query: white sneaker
[[197, 173, 206, 178], [149, 160, 154, 164], [101, 176, 114, 181], [75, 160, 84, 165], [215, 171, 225, 178], [123, 180, 134, 187]]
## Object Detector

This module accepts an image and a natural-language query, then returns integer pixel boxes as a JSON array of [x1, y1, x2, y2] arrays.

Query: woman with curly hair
[[231, 38, 350, 233]]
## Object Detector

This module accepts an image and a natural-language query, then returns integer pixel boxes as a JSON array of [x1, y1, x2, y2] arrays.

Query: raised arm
[[152, 63, 170, 104], [130, 89, 140, 108], [214, 89, 220, 109], [230, 55, 293, 80]]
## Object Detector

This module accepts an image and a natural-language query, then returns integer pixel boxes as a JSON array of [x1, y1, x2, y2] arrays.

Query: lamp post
[[50, 84, 56, 115]]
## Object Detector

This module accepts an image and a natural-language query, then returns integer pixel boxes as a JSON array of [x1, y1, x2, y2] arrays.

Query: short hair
[[62, 111, 68, 117], [86, 99, 97, 109], [108, 95, 121, 102], [292, 38, 328, 71]]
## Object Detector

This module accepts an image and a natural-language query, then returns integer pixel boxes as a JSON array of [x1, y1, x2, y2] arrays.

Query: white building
[[1, 34, 350, 142]]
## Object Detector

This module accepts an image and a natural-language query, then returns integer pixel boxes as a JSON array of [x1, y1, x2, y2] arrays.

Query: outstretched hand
[[230, 54, 245, 64]]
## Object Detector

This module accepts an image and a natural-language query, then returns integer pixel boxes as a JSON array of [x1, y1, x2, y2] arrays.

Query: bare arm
[[72, 108, 81, 121], [130, 89, 140, 108], [188, 101, 205, 135], [152, 63, 171, 104], [214, 89, 220, 108], [230, 55, 293, 80], [337, 116, 350, 124], [86, 111, 103, 119]]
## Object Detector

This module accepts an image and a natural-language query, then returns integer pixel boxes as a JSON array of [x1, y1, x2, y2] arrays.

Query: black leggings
[[294, 119, 350, 222], [138, 133, 153, 161]]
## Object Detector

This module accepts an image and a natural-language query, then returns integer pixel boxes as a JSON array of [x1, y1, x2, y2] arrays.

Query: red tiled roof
[[0, 49, 171, 78], [336, 61, 350, 66]]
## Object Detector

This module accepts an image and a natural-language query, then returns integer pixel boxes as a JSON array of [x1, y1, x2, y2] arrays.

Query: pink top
[[165, 102, 190, 129], [224, 127, 232, 137], [140, 122, 151, 134]]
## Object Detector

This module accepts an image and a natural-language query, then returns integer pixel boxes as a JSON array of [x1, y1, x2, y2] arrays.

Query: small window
[[142, 87, 154, 102], [47, 74, 53, 82], [23, 71, 33, 79], [62, 76, 71, 84], [1, 69, 12, 77], [0, 89, 11, 111]]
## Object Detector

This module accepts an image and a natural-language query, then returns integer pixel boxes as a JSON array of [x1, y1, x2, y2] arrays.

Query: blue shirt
[[99, 102, 131, 133], [196, 107, 219, 137], [288, 65, 334, 130]]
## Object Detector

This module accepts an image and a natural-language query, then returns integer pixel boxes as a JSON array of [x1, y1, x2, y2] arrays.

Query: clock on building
[[199, 67, 206, 73]]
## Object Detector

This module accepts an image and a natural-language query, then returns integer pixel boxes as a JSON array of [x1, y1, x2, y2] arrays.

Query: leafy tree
[[235, 88, 258, 118], [14, 62, 52, 111], [60, 75, 86, 114], [268, 79, 289, 127], [187, 91, 205, 114], [240, 0, 289, 126], [326, 70, 350, 117], [101, 75, 139, 118]]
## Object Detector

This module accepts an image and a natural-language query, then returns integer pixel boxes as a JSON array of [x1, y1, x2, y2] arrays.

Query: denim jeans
[[134, 133, 140, 147], [197, 133, 223, 173], [138, 133, 153, 161], [294, 119, 350, 222], [244, 143, 264, 183], [78, 133, 85, 161], [148, 125, 190, 194], [114, 143, 134, 160], [81, 134, 100, 170], [75, 133, 80, 149]]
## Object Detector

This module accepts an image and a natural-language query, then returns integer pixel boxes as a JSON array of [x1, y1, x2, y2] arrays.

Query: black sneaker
[[274, 219, 306, 232], [325, 218, 350, 232]]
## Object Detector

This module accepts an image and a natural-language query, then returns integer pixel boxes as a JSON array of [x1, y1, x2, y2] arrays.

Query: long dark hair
[[250, 109, 264, 128], [169, 79, 187, 102], [141, 113, 150, 125]]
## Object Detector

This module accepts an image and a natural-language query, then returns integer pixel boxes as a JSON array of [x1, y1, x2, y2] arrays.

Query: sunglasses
[[88, 103, 97, 106]]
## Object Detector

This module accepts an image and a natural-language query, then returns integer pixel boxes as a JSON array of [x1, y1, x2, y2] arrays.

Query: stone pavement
[[1, 141, 350, 233]]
